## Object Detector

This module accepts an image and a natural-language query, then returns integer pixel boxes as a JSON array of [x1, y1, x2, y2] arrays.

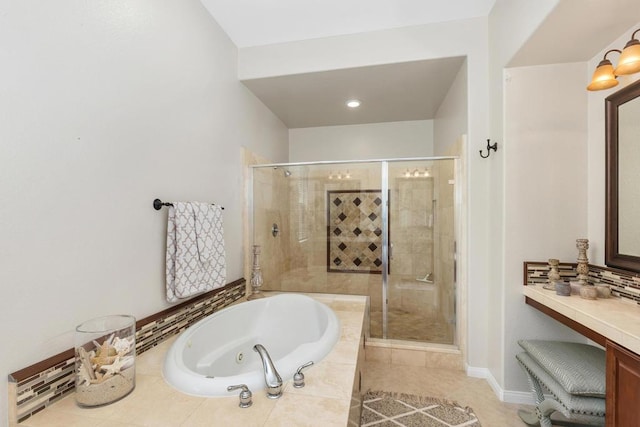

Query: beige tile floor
[[362, 360, 533, 426]]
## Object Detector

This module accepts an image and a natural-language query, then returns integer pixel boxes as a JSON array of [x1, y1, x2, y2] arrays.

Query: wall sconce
[[615, 29, 640, 75], [588, 28, 640, 91], [587, 49, 621, 91]]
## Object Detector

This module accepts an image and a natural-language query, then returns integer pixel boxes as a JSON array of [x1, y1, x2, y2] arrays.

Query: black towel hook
[[479, 139, 498, 158]]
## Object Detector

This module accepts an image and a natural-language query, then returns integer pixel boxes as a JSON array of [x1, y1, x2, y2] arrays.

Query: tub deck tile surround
[[8, 279, 246, 425], [14, 293, 368, 427]]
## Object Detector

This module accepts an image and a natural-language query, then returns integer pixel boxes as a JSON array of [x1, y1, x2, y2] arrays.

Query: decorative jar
[[75, 315, 136, 407]]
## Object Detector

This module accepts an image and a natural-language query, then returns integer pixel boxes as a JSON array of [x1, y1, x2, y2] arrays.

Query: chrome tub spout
[[253, 344, 283, 398]]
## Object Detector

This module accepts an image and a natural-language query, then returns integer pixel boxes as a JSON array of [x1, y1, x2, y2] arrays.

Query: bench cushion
[[516, 352, 606, 417], [518, 340, 605, 398]]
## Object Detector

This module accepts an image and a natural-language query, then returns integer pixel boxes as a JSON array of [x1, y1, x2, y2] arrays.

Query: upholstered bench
[[516, 340, 606, 427]]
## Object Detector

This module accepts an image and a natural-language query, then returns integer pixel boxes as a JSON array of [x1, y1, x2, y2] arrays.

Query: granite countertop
[[17, 293, 367, 427], [524, 284, 640, 354]]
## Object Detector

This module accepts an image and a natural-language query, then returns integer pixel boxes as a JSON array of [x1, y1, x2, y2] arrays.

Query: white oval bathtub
[[162, 293, 340, 397]]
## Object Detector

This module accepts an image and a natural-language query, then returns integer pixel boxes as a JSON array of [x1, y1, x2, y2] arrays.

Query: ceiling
[[199, 0, 640, 129], [199, 0, 497, 48], [242, 57, 466, 128], [509, 0, 640, 67]]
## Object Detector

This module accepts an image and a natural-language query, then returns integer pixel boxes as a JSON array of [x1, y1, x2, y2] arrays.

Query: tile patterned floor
[[362, 361, 532, 426]]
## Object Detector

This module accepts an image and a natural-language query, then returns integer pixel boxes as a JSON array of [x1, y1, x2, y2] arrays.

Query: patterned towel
[[166, 202, 226, 302]]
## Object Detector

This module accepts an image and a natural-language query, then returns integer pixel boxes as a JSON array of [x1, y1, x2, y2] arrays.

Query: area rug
[[361, 390, 482, 427]]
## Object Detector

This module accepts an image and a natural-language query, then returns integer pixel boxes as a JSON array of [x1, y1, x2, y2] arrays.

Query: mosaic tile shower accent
[[8, 279, 245, 424], [327, 190, 383, 274], [524, 261, 640, 304]]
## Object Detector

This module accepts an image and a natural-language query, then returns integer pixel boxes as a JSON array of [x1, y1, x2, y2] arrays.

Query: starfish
[[90, 341, 117, 368], [99, 356, 132, 376]]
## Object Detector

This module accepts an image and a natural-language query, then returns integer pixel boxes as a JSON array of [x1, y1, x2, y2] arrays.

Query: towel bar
[[153, 198, 224, 211]]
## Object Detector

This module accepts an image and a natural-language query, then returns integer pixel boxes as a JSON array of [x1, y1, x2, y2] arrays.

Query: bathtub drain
[[236, 352, 244, 364]]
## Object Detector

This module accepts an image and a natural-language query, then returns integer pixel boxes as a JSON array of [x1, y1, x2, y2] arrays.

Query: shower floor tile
[[369, 309, 454, 344]]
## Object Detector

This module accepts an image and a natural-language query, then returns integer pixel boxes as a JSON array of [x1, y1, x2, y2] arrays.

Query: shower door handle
[[388, 242, 393, 260]]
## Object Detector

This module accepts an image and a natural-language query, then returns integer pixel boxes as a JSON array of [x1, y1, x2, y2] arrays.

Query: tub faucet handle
[[227, 384, 252, 408], [293, 361, 314, 388]]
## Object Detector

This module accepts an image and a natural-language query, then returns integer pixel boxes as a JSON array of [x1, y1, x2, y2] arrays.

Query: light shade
[[614, 38, 640, 75], [587, 58, 619, 91]]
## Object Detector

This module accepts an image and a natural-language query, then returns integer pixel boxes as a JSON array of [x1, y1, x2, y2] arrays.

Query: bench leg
[[538, 398, 569, 427], [519, 359, 570, 426]]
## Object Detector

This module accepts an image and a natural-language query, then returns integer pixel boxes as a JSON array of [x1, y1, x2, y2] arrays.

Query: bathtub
[[162, 293, 341, 397]]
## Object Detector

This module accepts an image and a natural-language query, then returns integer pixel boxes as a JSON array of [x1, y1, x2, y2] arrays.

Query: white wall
[[587, 21, 640, 266], [487, 7, 640, 402], [289, 120, 433, 162], [502, 62, 590, 393], [493, 16, 640, 399], [486, 0, 560, 393], [433, 60, 468, 155], [239, 18, 492, 369], [0, 2, 287, 425]]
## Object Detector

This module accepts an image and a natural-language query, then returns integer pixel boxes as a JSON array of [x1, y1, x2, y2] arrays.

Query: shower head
[[273, 167, 292, 177]]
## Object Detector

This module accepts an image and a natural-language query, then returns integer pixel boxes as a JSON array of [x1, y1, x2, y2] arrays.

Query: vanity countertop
[[524, 284, 640, 354], [16, 293, 367, 427]]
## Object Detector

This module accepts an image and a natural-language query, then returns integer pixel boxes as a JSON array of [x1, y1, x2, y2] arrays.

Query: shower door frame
[[250, 156, 459, 344]]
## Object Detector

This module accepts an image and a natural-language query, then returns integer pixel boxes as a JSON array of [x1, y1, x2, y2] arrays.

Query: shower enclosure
[[250, 158, 457, 346]]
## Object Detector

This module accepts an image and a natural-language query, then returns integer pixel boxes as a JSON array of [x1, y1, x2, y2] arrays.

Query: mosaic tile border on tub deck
[[8, 279, 246, 424], [524, 261, 640, 304]]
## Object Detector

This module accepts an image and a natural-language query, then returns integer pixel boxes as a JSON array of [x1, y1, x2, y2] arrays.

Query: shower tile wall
[[256, 167, 383, 315], [434, 161, 456, 329], [252, 168, 291, 287], [390, 177, 433, 281], [386, 177, 434, 318]]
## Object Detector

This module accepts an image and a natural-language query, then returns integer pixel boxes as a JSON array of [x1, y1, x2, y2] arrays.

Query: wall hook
[[479, 139, 498, 158]]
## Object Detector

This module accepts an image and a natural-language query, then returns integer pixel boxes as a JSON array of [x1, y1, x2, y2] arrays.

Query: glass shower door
[[384, 159, 456, 344]]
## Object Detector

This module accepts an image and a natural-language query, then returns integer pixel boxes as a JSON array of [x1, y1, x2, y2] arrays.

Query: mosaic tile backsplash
[[327, 190, 384, 273], [524, 261, 640, 304], [8, 279, 245, 424]]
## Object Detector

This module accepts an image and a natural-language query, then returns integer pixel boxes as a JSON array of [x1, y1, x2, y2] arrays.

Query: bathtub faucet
[[253, 344, 283, 399]]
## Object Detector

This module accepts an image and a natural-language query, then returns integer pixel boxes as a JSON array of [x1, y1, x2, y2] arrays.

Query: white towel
[[166, 202, 226, 302]]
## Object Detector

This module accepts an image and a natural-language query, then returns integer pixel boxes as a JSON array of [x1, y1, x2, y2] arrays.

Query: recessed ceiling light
[[346, 99, 361, 108]]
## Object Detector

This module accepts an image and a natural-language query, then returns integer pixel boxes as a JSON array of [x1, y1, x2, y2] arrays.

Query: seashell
[[77, 347, 96, 382], [99, 356, 130, 376], [112, 337, 133, 355]]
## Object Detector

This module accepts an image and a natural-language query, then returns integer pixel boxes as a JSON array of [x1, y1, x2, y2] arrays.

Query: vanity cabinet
[[606, 340, 640, 427], [523, 283, 640, 427]]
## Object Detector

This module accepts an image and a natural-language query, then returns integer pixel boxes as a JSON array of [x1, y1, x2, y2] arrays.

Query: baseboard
[[465, 364, 536, 405], [503, 390, 537, 405], [465, 365, 489, 379]]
